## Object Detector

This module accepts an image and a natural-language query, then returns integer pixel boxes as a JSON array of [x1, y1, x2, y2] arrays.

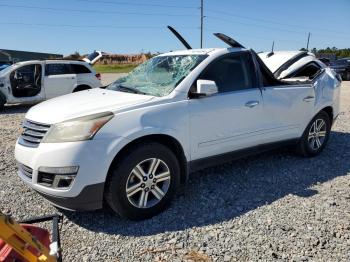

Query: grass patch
[[93, 64, 137, 73]]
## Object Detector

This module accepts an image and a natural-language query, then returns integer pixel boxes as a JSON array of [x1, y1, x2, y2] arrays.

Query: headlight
[[42, 112, 114, 143]]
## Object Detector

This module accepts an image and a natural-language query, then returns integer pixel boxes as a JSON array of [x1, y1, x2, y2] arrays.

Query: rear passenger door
[[43, 63, 77, 99], [189, 52, 265, 160]]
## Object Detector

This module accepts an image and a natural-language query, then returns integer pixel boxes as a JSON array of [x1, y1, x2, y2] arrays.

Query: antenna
[[266, 41, 275, 57], [306, 32, 311, 51], [200, 0, 204, 48], [271, 41, 274, 53], [167, 26, 192, 50]]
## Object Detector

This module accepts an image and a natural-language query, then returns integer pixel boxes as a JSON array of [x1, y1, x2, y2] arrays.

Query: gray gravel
[[1, 82, 350, 262]]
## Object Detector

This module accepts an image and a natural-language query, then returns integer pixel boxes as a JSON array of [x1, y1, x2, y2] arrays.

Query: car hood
[[26, 88, 154, 124]]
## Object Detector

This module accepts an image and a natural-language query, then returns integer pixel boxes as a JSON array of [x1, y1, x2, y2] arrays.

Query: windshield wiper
[[117, 85, 148, 95]]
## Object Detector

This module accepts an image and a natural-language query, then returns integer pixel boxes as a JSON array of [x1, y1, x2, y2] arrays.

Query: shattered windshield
[[107, 55, 207, 97]]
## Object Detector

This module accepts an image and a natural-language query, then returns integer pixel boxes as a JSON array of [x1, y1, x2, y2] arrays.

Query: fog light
[[54, 175, 75, 188], [38, 166, 79, 174], [38, 166, 79, 189]]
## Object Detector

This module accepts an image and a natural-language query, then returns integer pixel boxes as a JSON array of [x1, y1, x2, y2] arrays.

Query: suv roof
[[13, 59, 90, 66], [160, 47, 247, 57]]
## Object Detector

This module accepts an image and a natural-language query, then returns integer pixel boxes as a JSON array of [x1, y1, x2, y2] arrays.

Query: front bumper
[[35, 182, 105, 211], [15, 136, 127, 210]]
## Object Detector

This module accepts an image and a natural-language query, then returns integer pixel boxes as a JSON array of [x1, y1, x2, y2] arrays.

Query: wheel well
[[321, 106, 333, 124], [73, 85, 91, 92], [107, 134, 188, 186]]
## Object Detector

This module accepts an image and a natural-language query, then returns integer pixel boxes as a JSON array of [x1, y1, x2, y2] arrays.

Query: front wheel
[[297, 111, 331, 157], [105, 142, 180, 220]]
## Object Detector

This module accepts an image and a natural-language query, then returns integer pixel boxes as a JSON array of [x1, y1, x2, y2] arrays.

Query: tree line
[[300, 47, 350, 58]]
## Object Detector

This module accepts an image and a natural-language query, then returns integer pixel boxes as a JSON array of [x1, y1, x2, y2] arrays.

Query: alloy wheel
[[125, 158, 171, 208], [308, 118, 327, 150]]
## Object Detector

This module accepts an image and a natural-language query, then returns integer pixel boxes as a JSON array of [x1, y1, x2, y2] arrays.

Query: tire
[[346, 72, 350, 81], [73, 85, 91, 92], [105, 142, 180, 220], [0, 94, 5, 111], [297, 111, 331, 157]]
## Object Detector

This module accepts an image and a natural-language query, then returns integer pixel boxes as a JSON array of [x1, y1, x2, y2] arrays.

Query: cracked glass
[[107, 55, 207, 97]]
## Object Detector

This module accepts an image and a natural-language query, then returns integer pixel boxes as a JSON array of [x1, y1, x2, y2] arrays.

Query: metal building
[[0, 49, 63, 63]]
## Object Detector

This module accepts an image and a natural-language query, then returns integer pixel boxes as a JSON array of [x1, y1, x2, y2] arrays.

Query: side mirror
[[192, 80, 218, 97]]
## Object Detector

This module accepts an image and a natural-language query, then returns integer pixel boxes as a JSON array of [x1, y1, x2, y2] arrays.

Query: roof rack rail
[[213, 33, 245, 48], [167, 26, 192, 50]]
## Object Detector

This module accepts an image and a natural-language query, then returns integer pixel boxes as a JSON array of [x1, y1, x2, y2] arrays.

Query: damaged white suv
[[0, 57, 102, 110], [15, 31, 340, 220]]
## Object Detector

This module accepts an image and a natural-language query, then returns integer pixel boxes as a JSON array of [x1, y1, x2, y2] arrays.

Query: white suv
[[0, 59, 102, 110], [15, 33, 340, 220]]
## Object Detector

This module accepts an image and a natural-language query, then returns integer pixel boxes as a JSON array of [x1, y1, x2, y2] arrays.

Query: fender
[[122, 127, 189, 161]]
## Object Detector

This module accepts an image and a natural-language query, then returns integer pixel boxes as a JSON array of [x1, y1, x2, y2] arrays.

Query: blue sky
[[0, 0, 349, 55]]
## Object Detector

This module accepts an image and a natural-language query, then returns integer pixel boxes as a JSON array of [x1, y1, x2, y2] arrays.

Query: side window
[[71, 64, 91, 74], [45, 64, 71, 76], [200, 53, 255, 93], [290, 62, 322, 80]]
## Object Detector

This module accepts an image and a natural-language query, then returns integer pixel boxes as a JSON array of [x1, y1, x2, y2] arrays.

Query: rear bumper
[[33, 182, 105, 211]]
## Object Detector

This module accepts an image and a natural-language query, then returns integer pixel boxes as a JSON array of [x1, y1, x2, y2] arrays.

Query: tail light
[[95, 73, 101, 81]]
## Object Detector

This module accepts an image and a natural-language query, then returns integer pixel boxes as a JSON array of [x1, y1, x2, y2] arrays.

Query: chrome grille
[[18, 163, 33, 179], [18, 119, 51, 148]]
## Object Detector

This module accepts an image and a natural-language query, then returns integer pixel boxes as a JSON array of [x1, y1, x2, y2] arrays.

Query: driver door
[[189, 52, 266, 161]]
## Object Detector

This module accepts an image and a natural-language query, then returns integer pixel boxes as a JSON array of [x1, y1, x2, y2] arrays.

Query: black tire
[[346, 72, 350, 81], [297, 111, 331, 157], [73, 85, 91, 92], [105, 142, 180, 220], [0, 93, 5, 111]]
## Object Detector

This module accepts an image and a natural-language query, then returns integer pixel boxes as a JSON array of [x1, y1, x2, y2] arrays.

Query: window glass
[[200, 53, 255, 93], [71, 64, 91, 74], [330, 60, 347, 66], [107, 55, 207, 97], [291, 62, 321, 79], [45, 64, 71, 75], [87, 51, 99, 61]]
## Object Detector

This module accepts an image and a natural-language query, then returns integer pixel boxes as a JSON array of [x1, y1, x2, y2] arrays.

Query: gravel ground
[[1, 82, 350, 261]]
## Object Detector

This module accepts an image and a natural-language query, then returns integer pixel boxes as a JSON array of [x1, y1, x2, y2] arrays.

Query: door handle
[[303, 96, 315, 102], [245, 101, 259, 108]]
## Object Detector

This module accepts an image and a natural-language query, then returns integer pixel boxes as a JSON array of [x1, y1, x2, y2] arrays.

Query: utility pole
[[306, 32, 311, 51], [200, 0, 204, 48]]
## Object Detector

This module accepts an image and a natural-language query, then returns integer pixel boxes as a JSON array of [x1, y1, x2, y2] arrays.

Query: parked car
[[318, 57, 330, 66], [330, 58, 350, 80], [0, 61, 11, 71], [15, 31, 340, 220], [0, 59, 102, 110]]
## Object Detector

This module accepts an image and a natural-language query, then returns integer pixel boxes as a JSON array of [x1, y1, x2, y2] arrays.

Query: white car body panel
[[189, 88, 265, 160], [14, 47, 341, 209], [0, 60, 102, 105], [82, 50, 103, 65], [26, 88, 154, 124], [258, 51, 307, 73]]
